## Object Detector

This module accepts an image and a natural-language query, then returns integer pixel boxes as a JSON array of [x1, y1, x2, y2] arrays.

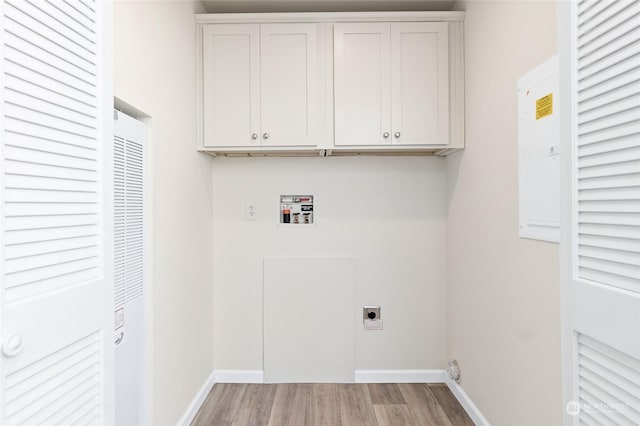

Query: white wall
[[113, 1, 213, 424], [212, 157, 447, 372], [447, 1, 562, 425]]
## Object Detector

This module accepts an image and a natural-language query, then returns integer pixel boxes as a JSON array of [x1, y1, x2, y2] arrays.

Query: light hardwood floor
[[192, 383, 474, 426]]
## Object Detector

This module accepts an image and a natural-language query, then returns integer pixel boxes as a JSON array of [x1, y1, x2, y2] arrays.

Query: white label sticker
[[115, 308, 124, 330]]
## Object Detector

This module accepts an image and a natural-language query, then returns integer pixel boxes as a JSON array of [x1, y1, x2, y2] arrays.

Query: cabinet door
[[260, 24, 320, 147], [334, 23, 391, 146], [391, 22, 449, 146], [202, 24, 260, 147]]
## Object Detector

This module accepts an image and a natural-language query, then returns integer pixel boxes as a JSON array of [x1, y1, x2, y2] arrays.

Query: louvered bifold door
[[566, 0, 640, 424], [0, 0, 115, 425]]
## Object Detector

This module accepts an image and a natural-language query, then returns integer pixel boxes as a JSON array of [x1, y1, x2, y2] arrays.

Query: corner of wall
[[114, 1, 215, 424], [444, 1, 562, 425]]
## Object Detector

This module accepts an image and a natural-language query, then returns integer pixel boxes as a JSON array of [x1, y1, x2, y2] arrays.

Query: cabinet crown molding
[[195, 11, 465, 24]]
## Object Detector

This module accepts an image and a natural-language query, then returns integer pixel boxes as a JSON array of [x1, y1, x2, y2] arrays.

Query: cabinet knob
[[263, 133, 270, 140], [251, 133, 258, 140], [394, 132, 401, 138], [383, 132, 390, 139], [2, 334, 24, 357]]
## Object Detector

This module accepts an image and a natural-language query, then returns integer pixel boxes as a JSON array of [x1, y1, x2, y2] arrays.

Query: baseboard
[[177, 370, 216, 426], [214, 369, 444, 384], [355, 369, 447, 383], [445, 376, 491, 426], [215, 370, 265, 383]]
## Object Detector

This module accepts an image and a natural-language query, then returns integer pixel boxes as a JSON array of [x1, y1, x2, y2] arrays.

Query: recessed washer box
[[280, 195, 314, 225]]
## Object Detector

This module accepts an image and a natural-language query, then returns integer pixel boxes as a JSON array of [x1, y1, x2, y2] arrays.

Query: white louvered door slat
[[576, 0, 640, 294], [0, 0, 114, 425], [561, 0, 640, 423]]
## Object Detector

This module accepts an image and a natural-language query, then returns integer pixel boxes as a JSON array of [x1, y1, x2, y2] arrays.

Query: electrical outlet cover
[[364, 319, 383, 330], [245, 203, 258, 221]]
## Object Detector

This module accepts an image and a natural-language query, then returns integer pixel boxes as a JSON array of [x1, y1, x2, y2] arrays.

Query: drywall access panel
[[196, 12, 465, 157]]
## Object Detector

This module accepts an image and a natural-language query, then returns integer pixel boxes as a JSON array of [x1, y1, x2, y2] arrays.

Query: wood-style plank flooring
[[192, 383, 474, 426]]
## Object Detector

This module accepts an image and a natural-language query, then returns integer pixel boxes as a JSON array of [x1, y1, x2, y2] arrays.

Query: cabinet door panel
[[203, 24, 260, 147], [261, 24, 319, 147], [391, 23, 449, 146], [334, 23, 391, 146]]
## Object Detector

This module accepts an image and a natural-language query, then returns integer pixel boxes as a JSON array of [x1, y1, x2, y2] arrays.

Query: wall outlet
[[245, 203, 258, 221], [363, 306, 382, 330], [363, 306, 380, 321]]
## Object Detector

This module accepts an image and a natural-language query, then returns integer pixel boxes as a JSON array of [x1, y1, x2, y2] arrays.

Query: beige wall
[[212, 157, 447, 373], [447, 1, 562, 425], [113, 1, 213, 424]]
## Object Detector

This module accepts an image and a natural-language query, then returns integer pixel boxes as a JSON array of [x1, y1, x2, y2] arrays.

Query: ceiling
[[200, 0, 457, 13]]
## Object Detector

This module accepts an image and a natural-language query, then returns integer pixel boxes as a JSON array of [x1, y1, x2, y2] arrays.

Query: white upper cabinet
[[334, 23, 391, 146], [202, 24, 260, 147], [261, 24, 320, 147], [391, 23, 449, 146], [197, 13, 465, 155], [202, 23, 322, 149], [334, 22, 449, 147]]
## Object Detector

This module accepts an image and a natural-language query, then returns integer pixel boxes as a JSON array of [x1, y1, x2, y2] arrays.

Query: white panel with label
[[518, 55, 560, 243]]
